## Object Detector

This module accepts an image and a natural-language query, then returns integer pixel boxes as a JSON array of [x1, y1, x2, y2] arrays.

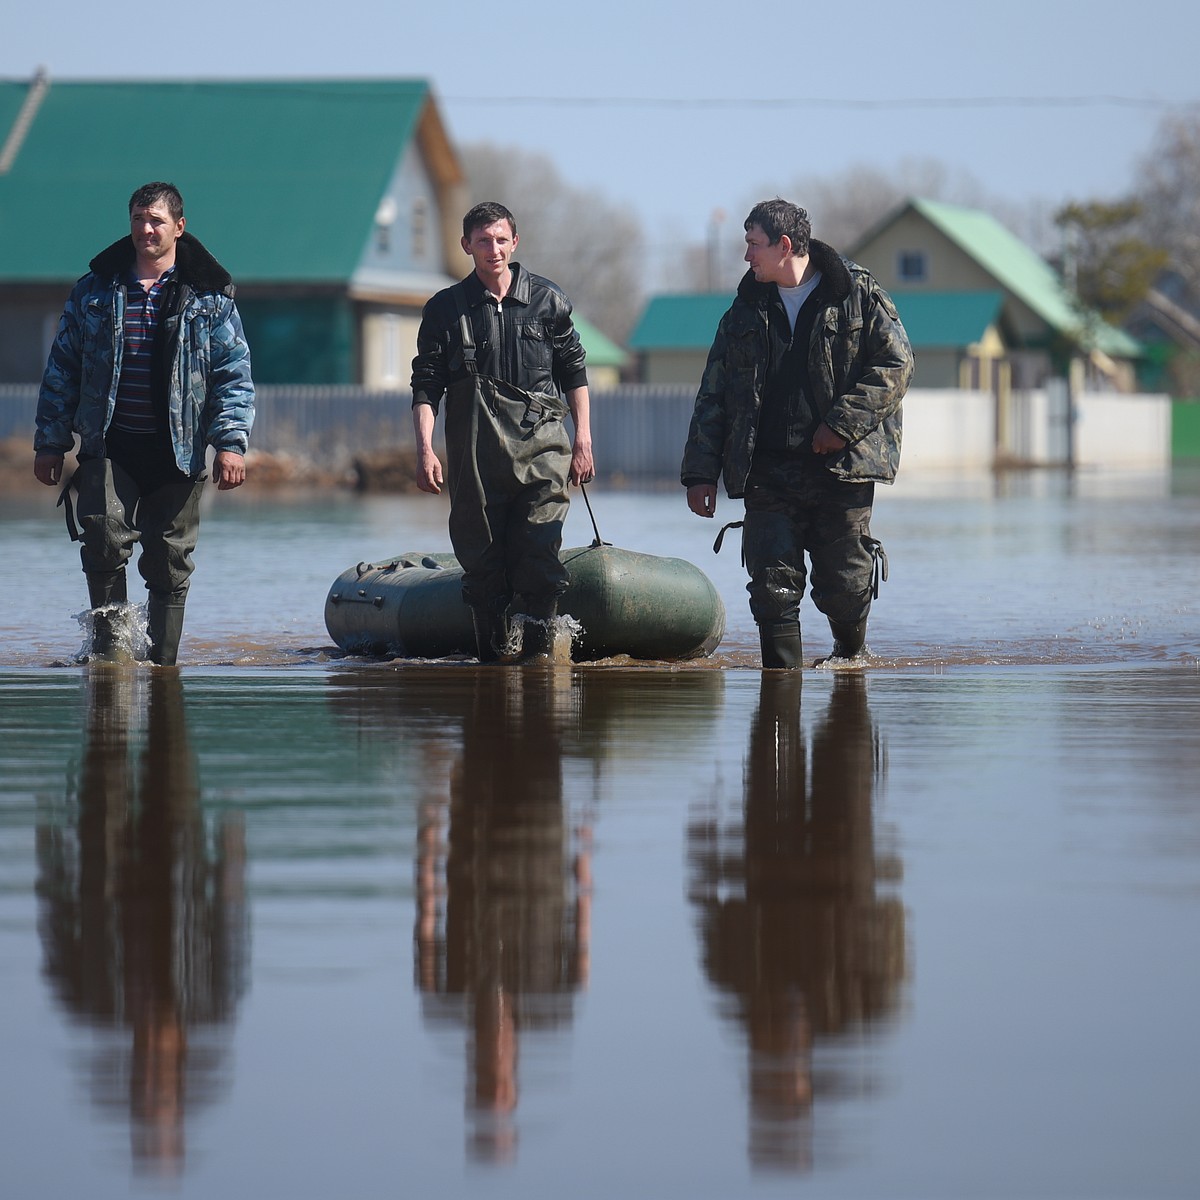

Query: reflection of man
[[36, 669, 247, 1173], [33, 181, 255, 665], [682, 198, 913, 669], [413, 671, 590, 1161], [688, 673, 905, 1170], [411, 202, 594, 662]]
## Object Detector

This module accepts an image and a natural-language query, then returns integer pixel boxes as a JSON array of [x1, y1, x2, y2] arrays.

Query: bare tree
[[1134, 106, 1200, 293], [680, 157, 1064, 294], [459, 142, 646, 344]]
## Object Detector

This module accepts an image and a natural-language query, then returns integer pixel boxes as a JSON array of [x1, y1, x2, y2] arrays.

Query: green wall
[[1172, 400, 1200, 459], [237, 297, 356, 385]]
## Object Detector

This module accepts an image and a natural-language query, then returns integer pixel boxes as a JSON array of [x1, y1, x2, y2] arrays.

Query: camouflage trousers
[[741, 464, 881, 627]]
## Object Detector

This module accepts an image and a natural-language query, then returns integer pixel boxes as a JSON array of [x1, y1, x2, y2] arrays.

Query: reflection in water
[[323, 664, 724, 1165], [414, 670, 590, 1163], [35, 669, 248, 1176], [688, 673, 906, 1171]]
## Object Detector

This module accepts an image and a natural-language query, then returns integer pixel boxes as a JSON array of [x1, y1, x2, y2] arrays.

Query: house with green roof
[[852, 196, 1142, 393], [627, 294, 730, 385], [0, 73, 470, 387], [628, 285, 1015, 392]]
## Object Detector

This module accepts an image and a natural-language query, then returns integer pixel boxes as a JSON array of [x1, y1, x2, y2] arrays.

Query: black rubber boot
[[758, 620, 803, 670], [86, 569, 128, 660], [471, 603, 512, 664], [819, 618, 869, 664], [147, 593, 187, 667]]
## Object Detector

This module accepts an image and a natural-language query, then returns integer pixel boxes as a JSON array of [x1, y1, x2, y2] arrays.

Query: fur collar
[[736, 239, 852, 306], [89, 231, 234, 293]]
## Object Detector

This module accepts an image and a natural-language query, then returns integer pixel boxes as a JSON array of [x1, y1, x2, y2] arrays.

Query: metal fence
[[6, 383, 701, 483]]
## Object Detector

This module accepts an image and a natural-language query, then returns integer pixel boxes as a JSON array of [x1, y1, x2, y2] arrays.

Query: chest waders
[[444, 293, 572, 661]]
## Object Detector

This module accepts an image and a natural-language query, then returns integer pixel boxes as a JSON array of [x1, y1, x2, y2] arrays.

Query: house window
[[897, 250, 927, 283], [412, 198, 428, 260], [381, 313, 401, 386], [375, 196, 398, 256]]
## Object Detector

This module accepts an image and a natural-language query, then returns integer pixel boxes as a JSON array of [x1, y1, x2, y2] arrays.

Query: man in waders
[[681, 198, 913, 669], [411, 202, 594, 662], [33, 181, 254, 666]]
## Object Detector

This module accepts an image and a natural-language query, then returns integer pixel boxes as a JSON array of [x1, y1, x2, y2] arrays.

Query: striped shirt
[[112, 267, 175, 434]]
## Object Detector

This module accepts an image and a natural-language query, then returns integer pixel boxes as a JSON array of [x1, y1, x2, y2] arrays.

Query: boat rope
[[580, 483, 611, 547]]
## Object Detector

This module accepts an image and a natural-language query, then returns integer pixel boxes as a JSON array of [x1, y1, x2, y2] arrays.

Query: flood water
[[1, 468, 1198, 1198]]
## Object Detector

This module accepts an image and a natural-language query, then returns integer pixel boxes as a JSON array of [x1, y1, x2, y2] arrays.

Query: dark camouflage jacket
[[681, 241, 913, 495], [35, 232, 254, 476]]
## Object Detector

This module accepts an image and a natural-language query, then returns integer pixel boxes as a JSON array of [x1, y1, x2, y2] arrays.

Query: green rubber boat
[[325, 543, 725, 662]]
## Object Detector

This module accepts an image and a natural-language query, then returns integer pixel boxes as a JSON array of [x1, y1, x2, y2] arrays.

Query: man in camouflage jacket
[[682, 198, 913, 669], [34, 182, 254, 665]]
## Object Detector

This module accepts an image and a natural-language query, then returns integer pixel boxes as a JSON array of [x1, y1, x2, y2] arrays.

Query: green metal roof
[[572, 314, 628, 369], [628, 294, 731, 350], [890, 289, 1004, 348], [905, 198, 1141, 359], [0, 77, 428, 283]]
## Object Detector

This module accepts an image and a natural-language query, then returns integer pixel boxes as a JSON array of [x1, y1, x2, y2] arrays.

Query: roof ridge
[[0, 66, 49, 176]]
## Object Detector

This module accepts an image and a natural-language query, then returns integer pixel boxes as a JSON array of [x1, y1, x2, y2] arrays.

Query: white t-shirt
[[777, 273, 822, 331]]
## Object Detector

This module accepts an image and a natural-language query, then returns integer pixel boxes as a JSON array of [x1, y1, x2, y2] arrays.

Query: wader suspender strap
[[865, 536, 889, 599], [454, 286, 478, 377], [713, 520, 745, 566], [56, 472, 82, 542]]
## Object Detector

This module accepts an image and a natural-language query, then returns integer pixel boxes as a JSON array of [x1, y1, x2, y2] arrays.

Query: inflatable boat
[[325, 543, 725, 662]]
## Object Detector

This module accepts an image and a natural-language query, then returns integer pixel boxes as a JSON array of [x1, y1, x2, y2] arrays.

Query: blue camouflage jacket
[[35, 232, 254, 477], [681, 241, 913, 496]]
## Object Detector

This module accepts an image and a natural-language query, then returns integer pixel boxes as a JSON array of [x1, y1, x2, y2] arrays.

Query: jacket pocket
[[517, 322, 553, 371]]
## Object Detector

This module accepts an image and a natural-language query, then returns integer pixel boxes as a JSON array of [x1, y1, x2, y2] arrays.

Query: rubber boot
[[471, 603, 512, 664], [147, 593, 187, 667], [758, 620, 803, 670], [86, 569, 128, 661], [818, 618, 869, 665], [513, 597, 558, 662]]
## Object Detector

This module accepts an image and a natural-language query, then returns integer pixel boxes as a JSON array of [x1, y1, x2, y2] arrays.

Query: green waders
[[444, 299, 571, 663], [67, 454, 204, 665]]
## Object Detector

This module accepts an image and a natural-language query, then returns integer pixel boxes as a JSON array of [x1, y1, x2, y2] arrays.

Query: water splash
[[75, 603, 150, 664], [509, 613, 584, 663]]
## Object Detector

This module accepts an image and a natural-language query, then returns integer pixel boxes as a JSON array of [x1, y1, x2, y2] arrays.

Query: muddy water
[[0, 468, 1198, 1197]]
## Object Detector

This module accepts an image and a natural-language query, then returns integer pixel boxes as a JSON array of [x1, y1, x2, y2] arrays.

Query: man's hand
[[570, 438, 594, 487], [687, 483, 717, 518], [812, 423, 848, 454], [214, 450, 246, 490], [34, 453, 64, 487], [415, 446, 444, 494]]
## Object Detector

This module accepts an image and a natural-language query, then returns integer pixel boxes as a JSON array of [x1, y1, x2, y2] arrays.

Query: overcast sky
[[6, 0, 1196, 279]]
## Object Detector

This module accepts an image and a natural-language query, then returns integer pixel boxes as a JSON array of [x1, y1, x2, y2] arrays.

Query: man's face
[[130, 201, 184, 265], [744, 223, 791, 284], [461, 219, 518, 280]]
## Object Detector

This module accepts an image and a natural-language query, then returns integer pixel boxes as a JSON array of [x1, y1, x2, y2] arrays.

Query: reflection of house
[[852, 197, 1141, 393], [0, 73, 469, 388]]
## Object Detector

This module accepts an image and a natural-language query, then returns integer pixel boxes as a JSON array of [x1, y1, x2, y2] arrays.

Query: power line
[[442, 94, 1185, 111]]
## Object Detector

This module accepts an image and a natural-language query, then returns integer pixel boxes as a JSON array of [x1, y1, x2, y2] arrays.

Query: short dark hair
[[745, 198, 810, 257], [463, 201, 517, 240], [129, 182, 184, 222]]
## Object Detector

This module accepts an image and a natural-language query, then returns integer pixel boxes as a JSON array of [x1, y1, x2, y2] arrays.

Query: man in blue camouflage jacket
[[682, 198, 913, 669], [34, 182, 254, 665]]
